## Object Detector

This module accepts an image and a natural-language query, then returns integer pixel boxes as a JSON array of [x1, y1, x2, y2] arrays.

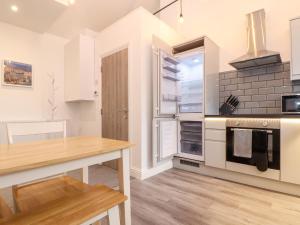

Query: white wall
[[0, 22, 80, 143], [91, 7, 181, 179], [160, 0, 300, 71]]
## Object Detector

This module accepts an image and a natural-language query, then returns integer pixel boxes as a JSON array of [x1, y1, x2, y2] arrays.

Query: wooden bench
[[0, 176, 127, 225], [0, 177, 127, 225], [13, 176, 93, 213]]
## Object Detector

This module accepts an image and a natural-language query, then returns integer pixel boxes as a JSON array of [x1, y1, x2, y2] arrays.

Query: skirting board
[[130, 160, 173, 180], [173, 157, 300, 197]]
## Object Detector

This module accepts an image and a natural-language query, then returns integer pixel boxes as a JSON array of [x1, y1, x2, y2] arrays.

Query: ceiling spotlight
[[11, 5, 18, 12], [69, 0, 75, 5]]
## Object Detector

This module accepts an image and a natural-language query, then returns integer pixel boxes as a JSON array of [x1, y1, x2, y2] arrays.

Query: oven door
[[282, 95, 300, 114], [226, 127, 280, 170]]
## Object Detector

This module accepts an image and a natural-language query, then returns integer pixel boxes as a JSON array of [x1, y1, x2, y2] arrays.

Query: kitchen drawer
[[205, 118, 226, 129], [205, 140, 226, 169], [205, 129, 226, 141]]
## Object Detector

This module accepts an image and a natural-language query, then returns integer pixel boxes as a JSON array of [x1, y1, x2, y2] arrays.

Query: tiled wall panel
[[219, 62, 299, 114]]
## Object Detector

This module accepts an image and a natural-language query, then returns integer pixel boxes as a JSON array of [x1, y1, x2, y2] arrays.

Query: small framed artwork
[[1, 60, 33, 88]]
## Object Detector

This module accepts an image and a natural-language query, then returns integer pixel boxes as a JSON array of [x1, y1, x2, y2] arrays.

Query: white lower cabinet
[[205, 140, 226, 169], [280, 119, 300, 185], [205, 129, 226, 142], [204, 118, 226, 169]]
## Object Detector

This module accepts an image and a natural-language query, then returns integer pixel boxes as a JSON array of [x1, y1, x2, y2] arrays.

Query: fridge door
[[153, 36, 180, 117], [153, 118, 178, 166]]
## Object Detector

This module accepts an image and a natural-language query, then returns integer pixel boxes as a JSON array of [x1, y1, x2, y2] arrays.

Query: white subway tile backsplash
[[252, 81, 267, 88], [259, 73, 275, 81], [219, 62, 297, 114]]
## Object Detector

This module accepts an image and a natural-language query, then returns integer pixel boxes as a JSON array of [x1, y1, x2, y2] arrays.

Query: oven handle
[[230, 128, 273, 134]]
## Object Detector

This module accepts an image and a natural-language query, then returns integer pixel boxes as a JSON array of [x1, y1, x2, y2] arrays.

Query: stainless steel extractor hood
[[229, 9, 282, 70]]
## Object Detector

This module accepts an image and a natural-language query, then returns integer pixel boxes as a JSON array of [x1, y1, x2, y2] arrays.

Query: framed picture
[[1, 60, 33, 87]]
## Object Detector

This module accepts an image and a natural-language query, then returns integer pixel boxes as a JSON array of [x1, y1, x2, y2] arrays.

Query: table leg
[[118, 149, 131, 225]]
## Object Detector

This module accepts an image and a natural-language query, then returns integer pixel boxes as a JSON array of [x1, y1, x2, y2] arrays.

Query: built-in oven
[[282, 94, 300, 114], [226, 119, 280, 171]]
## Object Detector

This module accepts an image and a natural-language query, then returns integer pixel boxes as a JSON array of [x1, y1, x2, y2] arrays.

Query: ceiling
[[0, 0, 67, 33], [0, 0, 160, 38]]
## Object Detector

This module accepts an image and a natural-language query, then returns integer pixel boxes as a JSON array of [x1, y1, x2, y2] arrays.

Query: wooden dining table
[[0, 136, 132, 225]]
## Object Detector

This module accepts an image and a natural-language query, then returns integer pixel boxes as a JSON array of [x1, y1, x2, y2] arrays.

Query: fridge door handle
[[172, 114, 180, 119]]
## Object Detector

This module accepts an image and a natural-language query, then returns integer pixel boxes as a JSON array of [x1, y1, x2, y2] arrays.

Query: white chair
[[6, 120, 88, 182], [6, 120, 89, 212], [7, 120, 67, 144]]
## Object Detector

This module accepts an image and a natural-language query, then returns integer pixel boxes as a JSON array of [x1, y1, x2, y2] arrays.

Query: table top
[[0, 136, 132, 176]]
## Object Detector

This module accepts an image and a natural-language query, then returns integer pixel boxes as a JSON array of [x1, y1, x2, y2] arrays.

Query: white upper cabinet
[[290, 18, 300, 81], [65, 34, 95, 102]]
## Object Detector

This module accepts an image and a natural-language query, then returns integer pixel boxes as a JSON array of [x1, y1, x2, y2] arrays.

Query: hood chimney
[[229, 9, 282, 70]]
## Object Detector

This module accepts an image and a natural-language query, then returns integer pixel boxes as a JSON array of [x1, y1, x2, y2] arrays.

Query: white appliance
[[152, 36, 219, 165]]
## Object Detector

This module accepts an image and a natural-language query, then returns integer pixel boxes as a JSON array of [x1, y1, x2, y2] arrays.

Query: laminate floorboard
[[130, 169, 300, 225]]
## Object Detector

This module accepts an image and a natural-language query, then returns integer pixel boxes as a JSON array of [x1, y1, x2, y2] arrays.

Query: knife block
[[219, 95, 239, 115], [219, 103, 236, 115]]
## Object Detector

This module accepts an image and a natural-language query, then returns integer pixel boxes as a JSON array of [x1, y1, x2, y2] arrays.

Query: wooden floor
[[131, 169, 300, 225]]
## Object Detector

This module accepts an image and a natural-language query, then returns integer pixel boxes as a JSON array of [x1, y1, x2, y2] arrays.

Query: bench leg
[[108, 206, 120, 225], [0, 187, 17, 213], [81, 167, 89, 184]]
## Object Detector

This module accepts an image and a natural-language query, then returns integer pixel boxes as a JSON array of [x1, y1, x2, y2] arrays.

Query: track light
[[178, 0, 184, 23]]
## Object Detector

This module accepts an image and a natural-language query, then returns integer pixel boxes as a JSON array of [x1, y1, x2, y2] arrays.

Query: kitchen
[[153, 7, 300, 196], [1, 0, 300, 225]]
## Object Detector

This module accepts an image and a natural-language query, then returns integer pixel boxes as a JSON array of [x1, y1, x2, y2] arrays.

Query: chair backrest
[[6, 120, 67, 144]]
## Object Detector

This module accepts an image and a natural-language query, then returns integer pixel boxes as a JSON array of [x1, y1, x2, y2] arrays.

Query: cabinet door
[[153, 119, 178, 166], [281, 119, 300, 184], [153, 36, 179, 117], [65, 34, 95, 101], [291, 18, 300, 80], [205, 140, 226, 169]]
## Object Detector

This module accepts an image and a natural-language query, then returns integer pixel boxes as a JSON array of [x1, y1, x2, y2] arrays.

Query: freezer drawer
[[181, 140, 202, 156], [181, 131, 202, 142], [180, 121, 202, 132]]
